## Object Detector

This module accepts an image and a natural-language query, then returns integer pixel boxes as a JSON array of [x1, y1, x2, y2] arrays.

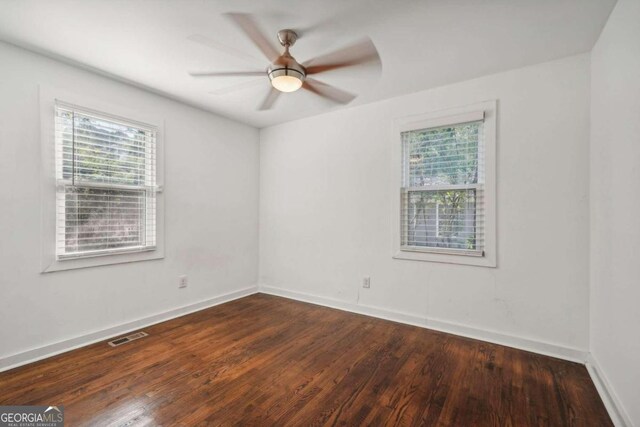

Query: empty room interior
[[0, 0, 638, 425]]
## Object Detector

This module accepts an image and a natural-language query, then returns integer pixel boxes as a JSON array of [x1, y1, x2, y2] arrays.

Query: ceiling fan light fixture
[[268, 68, 304, 92]]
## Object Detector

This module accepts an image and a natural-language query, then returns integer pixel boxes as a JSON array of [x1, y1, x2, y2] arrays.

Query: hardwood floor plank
[[0, 294, 612, 426]]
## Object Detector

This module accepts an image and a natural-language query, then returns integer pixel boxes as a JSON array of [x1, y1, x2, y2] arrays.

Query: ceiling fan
[[189, 13, 381, 111]]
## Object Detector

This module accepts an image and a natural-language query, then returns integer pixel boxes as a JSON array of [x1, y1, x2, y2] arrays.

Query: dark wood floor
[[0, 294, 611, 426]]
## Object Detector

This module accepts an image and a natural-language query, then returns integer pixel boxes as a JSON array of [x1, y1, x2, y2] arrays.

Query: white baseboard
[[586, 354, 633, 427], [260, 285, 589, 364], [0, 285, 259, 372]]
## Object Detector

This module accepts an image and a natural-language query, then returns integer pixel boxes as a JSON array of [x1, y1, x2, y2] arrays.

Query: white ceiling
[[0, 0, 615, 128]]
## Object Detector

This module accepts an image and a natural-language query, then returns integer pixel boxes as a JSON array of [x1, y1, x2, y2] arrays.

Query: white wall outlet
[[179, 275, 188, 288], [362, 276, 371, 289]]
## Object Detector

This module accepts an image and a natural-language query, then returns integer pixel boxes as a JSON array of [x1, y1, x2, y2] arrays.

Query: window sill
[[400, 245, 484, 257], [42, 248, 164, 273], [393, 249, 496, 267], [58, 245, 157, 260]]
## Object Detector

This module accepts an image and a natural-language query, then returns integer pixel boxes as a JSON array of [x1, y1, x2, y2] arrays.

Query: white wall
[[590, 0, 640, 424], [0, 42, 260, 363], [260, 54, 591, 353]]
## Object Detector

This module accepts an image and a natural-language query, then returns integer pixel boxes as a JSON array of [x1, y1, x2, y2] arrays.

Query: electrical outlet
[[179, 275, 188, 288], [362, 276, 371, 289]]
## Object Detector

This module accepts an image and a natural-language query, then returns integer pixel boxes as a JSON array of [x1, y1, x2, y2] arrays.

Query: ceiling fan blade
[[208, 79, 265, 96], [302, 78, 356, 104], [303, 37, 380, 75], [258, 87, 281, 110], [226, 13, 281, 62], [189, 70, 265, 77], [187, 34, 262, 65]]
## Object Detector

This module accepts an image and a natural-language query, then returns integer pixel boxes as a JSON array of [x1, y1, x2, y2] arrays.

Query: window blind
[[400, 116, 484, 256], [54, 102, 157, 259]]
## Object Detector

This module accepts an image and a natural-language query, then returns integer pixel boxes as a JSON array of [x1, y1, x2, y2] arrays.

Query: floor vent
[[108, 331, 148, 347]]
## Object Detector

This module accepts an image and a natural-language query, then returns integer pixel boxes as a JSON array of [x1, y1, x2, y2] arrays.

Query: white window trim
[[391, 100, 497, 267], [39, 85, 165, 272]]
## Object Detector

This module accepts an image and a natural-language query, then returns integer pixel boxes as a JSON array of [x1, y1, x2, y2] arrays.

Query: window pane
[[56, 109, 155, 186], [402, 122, 480, 186], [60, 187, 146, 255], [402, 189, 479, 250]]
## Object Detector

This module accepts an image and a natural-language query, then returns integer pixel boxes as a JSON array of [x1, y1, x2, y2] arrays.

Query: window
[[402, 117, 483, 255], [54, 103, 158, 259], [392, 101, 496, 267], [40, 87, 164, 272]]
